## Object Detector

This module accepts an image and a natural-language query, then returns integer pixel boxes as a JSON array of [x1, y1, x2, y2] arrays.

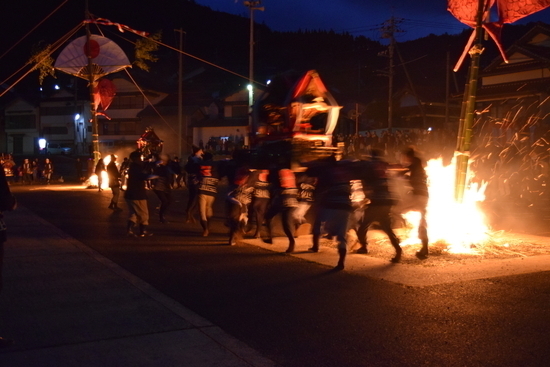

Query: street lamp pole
[[243, 1, 264, 147]]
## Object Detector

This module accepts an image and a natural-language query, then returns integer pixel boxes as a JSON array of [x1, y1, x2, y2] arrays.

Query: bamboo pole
[[454, 0, 486, 202]]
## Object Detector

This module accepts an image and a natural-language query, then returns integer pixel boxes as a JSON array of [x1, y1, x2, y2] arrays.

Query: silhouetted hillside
[[1, 0, 546, 111]]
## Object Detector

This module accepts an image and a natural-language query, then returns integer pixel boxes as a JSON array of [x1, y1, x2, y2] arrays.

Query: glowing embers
[[400, 157, 490, 254]]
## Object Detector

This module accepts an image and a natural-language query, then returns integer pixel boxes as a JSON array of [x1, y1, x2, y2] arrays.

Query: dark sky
[[196, 0, 550, 41], [1, 0, 549, 87]]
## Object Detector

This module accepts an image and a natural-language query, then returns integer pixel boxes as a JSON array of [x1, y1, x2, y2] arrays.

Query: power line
[[0, 0, 70, 61]]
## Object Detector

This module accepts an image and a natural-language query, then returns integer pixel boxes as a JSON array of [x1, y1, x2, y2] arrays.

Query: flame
[[87, 172, 110, 190], [85, 156, 113, 190], [400, 157, 490, 254]]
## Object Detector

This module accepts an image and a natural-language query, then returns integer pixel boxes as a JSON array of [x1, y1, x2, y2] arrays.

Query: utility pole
[[243, 1, 264, 147], [381, 17, 401, 130], [85, 0, 100, 167], [175, 29, 185, 159]]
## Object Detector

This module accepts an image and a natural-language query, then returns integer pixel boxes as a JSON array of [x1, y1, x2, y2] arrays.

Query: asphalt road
[[9, 183, 550, 367]]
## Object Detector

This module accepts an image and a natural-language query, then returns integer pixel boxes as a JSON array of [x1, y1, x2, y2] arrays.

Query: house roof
[[476, 77, 550, 101], [482, 22, 550, 76]]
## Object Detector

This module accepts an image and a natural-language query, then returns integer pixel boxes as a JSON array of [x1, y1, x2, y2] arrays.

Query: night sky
[[196, 0, 550, 41], [1, 0, 549, 85]]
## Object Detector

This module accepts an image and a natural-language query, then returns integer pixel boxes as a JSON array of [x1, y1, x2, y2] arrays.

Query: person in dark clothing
[[264, 168, 298, 253], [119, 157, 130, 190], [21, 159, 33, 185], [124, 151, 157, 237], [75, 158, 84, 182], [0, 164, 16, 347], [355, 149, 402, 263], [95, 156, 106, 192], [169, 156, 183, 189], [107, 155, 122, 211], [249, 169, 270, 238], [32, 159, 40, 184], [152, 154, 174, 223], [184, 147, 203, 223], [197, 152, 219, 236], [399, 146, 430, 259]]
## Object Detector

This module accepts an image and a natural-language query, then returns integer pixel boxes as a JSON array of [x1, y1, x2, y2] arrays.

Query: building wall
[[4, 99, 39, 155]]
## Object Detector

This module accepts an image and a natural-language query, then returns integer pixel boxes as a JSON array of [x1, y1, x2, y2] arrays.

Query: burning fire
[[84, 155, 113, 190], [87, 171, 110, 190], [400, 156, 490, 254]]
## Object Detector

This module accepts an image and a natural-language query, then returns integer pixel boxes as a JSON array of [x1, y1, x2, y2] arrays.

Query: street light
[[243, 1, 264, 147]]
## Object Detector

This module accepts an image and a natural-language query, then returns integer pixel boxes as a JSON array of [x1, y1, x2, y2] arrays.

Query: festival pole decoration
[[448, 0, 550, 202], [53, 12, 131, 168]]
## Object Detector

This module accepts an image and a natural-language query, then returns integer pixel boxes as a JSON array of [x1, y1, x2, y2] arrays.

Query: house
[[1, 75, 171, 158], [3, 97, 40, 155], [39, 86, 90, 155], [395, 85, 461, 131], [475, 22, 550, 142], [191, 87, 251, 151]]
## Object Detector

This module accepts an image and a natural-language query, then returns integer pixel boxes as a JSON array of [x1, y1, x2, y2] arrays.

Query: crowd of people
[[151, 144, 429, 270], [3, 124, 547, 270], [1, 155, 56, 185], [198, 135, 247, 155]]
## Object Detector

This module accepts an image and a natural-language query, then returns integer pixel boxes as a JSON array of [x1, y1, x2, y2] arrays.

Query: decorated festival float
[[250, 70, 344, 170]]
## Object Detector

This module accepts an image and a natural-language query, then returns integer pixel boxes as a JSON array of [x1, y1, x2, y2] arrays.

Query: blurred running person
[[226, 167, 253, 246], [152, 154, 174, 223], [355, 149, 402, 263], [184, 147, 203, 223], [305, 156, 356, 270], [197, 152, 219, 236], [264, 168, 298, 253], [249, 169, 270, 238]]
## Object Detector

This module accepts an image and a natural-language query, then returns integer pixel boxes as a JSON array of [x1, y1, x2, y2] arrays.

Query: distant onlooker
[[21, 159, 33, 185], [42, 158, 53, 184], [32, 159, 40, 183], [0, 163, 16, 347]]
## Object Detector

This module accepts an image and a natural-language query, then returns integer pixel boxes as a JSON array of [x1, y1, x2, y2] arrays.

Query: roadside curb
[[241, 235, 550, 287]]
